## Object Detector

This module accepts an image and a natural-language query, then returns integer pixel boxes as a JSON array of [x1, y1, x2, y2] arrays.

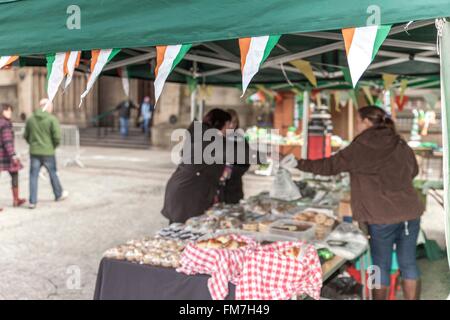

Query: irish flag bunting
[[118, 67, 129, 96], [46, 51, 82, 108], [342, 25, 391, 87], [64, 51, 81, 90], [239, 35, 280, 96], [154, 44, 192, 104], [79, 48, 120, 107], [0, 56, 19, 69], [46, 53, 66, 106]]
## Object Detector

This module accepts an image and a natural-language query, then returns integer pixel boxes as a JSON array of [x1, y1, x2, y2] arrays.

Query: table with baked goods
[[94, 189, 368, 300]]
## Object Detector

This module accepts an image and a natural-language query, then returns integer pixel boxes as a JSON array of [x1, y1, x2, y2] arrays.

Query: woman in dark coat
[[293, 106, 423, 300], [162, 108, 260, 223], [218, 109, 250, 204], [0, 103, 26, 212], [161, 109, 232, 223]]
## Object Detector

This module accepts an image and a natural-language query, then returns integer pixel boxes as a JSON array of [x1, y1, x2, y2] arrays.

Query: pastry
[[314, 213, 327, 224], [258, 220, 272, 233], [196, 236, 246, 250], [242, 222, 259, 232], [105, 237, 185, 267], [324, 218, 335, 227]]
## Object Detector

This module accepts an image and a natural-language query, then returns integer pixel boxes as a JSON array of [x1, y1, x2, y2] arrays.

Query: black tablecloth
[[94, 258, 236, 300]]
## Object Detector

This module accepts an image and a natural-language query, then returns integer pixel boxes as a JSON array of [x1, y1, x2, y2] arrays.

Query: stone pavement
[[0, 146, 447, 299]]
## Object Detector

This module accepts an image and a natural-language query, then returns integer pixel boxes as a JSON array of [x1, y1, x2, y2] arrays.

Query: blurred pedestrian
[[140, 96, 154, 137], [0, 103, 26, 211], [24, 99, 68, 209], [115, 99, 137, 138]]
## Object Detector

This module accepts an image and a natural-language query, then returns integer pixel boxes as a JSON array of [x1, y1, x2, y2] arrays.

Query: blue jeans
[[142, 118, 151, 135], [29, 155, 63, 204], [369, 218, 421, 286], [119, 117, 129, 137]]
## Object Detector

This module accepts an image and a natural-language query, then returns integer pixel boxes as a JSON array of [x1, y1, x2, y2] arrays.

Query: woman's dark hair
[[226, 108, 240, 129], [202, 108, 231, 130], [0, 103, 12, 113], [358, 105, 397, 134]]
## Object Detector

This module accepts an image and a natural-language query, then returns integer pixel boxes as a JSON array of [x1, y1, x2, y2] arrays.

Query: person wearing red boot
[[0, 103, 26, 211]]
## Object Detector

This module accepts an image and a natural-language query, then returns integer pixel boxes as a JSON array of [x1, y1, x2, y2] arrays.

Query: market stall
[[1, 1, 450, 300], [93, 256, 347, 300], [94, 178, 369, 300]]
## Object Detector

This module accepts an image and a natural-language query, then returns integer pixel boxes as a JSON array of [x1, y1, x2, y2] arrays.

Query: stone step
[[80, 127, 151, 149], [80, 138, 150, 149]]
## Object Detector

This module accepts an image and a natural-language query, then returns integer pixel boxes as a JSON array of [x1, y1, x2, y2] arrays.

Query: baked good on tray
[[196, 235, 248, 250]]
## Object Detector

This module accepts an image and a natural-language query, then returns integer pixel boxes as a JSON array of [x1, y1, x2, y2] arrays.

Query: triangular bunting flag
[[339, 91, 350, 107], [46, 53, 66, 108], [333, 91, 341, 112], [383, 73, 398, 90], [239, 35, 280, 96], [361, 86, 374, 105], [46, 51, 81, 109], [198, 84, 213, 100], [118, 67, 130, 96], [154, 44, 192, 104], [0, 56, 19, 69], [79, 49, 120, 107], [255, 84, 276, 101], [395, 95, 409, 111], [290, 59, 317, 87], [342, 67, 353, 86], [186, 76, 198, 95], [342, 25, 391, 87], [399, 79, 408, 102], [64, 51, 81, 90]]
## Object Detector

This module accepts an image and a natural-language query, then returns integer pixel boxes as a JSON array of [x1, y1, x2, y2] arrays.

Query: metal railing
[[13, 122, 84, 168], [90, 108, 117, 138]]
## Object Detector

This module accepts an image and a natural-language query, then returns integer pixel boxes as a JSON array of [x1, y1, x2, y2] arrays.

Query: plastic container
[[269, 219, 316, 241]]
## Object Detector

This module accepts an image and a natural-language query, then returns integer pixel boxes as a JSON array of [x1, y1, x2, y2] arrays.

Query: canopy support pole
[[348, 98, 354, 140], [438, 19, 450, 268], [301, 91, 310, 160], [190, 61, 198, 122]]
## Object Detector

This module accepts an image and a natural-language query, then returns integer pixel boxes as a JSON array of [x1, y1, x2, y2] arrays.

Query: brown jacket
[[298, 127, 424, 224]]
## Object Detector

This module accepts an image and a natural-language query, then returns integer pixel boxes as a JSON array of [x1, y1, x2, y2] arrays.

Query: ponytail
[[383, 117, 397, 133], [358, 105, 397, 134]]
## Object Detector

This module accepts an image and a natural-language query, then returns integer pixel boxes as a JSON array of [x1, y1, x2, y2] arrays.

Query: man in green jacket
[[24, 99, 68, 209]]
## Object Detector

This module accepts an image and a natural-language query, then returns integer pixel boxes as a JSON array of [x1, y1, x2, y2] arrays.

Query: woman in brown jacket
[[296, 106, 424, 300]]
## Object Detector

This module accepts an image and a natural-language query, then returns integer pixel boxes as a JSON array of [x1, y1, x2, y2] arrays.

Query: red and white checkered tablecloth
[[177, 235, 322, 300], [176, 234, 257, 300], [236, 241, 323, 300]]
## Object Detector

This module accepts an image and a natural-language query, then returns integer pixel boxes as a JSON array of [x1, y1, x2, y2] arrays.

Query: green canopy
[[1, 1, 447, 87], [0, 0, 449, 55]]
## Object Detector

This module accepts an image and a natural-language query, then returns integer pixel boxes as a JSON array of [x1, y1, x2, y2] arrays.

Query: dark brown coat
[[298, 127, 424, 224]]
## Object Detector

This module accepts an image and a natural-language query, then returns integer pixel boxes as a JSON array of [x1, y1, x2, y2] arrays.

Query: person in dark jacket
[[218, 109, 250, 204], [115, 100, 137, 137], [293, 106, 424, 300], [0, 103, 26, 211], [162, 109, 259, 223]]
